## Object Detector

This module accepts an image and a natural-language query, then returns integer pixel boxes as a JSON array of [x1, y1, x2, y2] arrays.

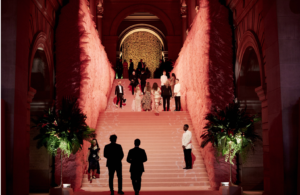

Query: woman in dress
[[152, 82, 161, 114], [87, 139, 100, 182], [142, 82, 152, 111], [132, 85, 142, 112], [170, 73, 176, 98], [122, 60, 129, 78]]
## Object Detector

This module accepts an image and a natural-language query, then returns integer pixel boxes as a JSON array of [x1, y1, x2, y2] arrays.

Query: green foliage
[[32, 97, 96, 157], [200, 101, 262, 165]]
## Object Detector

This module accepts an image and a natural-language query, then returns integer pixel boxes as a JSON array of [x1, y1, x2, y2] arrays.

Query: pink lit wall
[[171, 0, 235, 189], [55, 0, 114, 190]]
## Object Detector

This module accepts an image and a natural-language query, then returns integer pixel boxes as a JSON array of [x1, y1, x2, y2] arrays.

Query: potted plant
[[32, 97, 95, 194], [200, 100, 262, 194]]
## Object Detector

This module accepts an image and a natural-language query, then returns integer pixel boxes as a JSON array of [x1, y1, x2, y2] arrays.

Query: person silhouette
[[126, 139, 147, 195], [104, 135, 124, 195]]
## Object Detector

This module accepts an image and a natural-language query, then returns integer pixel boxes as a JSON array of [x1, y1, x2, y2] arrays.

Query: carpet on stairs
[[80, 79, 213, 194]]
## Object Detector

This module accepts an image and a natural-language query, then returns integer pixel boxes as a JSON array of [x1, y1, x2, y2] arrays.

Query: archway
[[237, 46, 264, 190], [120, 31, 163, 78], [110, 4, 174, 36], [29, 49, 54, 193], [28, 33, 55, 193], [118, 24, 166, 50]]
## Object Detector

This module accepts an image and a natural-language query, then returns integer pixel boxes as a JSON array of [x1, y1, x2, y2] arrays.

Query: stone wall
[[172, 0, 235, 189], [55, 0, 114, 190]]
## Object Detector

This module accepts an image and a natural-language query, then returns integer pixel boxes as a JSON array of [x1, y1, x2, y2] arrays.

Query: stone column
[[187, 0, 197, 27], [255, 86, 269, 194], [162, 51, 168, 61], [102, 36, 118, 67], [166, 36, 182, 61], [89, 0, 96, 24], [181, 0, 187, 45], [96, 1, 104, 41]]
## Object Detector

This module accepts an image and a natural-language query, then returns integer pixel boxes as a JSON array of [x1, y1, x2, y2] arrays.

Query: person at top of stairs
[[126, 139, 148, 195], [160, 70, 168, 86], [115, 81, 124, 109], [182, 124, 193, 169], [104, 135, 125, 195]]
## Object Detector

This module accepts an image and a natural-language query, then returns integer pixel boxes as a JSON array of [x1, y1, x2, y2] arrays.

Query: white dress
[[132, 91, 142, 112]]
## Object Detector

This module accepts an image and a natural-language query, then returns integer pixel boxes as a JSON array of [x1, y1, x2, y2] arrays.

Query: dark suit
[[129, 75, 139, 95], [116, 61, 123, 79], [137, 62, 143, 78], [161, 85, 172, 111], [104, 143, 124, 192], [129, 62, 134, 78], [140, 73, 147, 93], [115, 85, 124, 108], [127, 147, 147, 193]]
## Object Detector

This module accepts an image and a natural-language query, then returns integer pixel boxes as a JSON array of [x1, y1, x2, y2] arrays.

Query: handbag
[[95, 156, 100, 161], [159, 98, 162, 105]]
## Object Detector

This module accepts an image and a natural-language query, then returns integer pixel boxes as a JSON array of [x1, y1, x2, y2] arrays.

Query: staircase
[[81, 80, 210, 192]]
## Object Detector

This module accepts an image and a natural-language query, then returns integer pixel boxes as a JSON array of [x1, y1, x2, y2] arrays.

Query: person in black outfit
[[104, 135, 124, 195], [127, 139, 147, 195], [116, 59, 123, 79], [115, 81, 124, 108], [137, 59, 143, 78], [129, 71, 139, 95], [87, 139, 100, 182], [140, 71, 147, 93], [128, 59, 134, 78], [161, 80, 172, 111]]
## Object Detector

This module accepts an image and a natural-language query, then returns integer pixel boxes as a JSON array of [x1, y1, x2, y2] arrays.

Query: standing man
[[137, 59, 143, 78], [116, 59, 123, 79], [160, 70, 168, 86], [127, 139, 147, 195], [115, 81, 124, 108], [140, 70, 147, 93], [182, 124, 192, 169], [128, 59, 134, 78], [174, 79, 181, 111], [129, 71, 139, 95], [104, 135, 125, 195]]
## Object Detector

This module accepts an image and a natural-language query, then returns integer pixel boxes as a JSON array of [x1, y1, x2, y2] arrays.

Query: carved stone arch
[[118, 24, 167, 50], [237, 30, 265, 87], [28, 31, 54, 96], [110, 4, 174, 36]]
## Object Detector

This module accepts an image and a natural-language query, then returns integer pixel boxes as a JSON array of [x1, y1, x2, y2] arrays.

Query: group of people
[[115, 70, 181, 113], [116, 59, 151, 79], [87, 124, 193, 195]]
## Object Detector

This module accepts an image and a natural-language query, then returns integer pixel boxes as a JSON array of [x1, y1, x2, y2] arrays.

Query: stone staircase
[[81, 111, 210, 191], [80, 79, 210, 192]]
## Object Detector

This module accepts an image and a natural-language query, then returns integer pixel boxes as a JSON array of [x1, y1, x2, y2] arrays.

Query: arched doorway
[[114, 12, 169, 79], [120, 31, 163, 78], [237, 46, 264, 190], [29, 48, 54, 193]]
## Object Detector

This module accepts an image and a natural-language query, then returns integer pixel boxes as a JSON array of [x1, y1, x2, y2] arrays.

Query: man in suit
[[140, 70, 147, 93], [128, 59, 134, 78], [116, 59, 123, 79], [104, 135, 125, 195], [137, 59, 143, 78], [115, 81, 124, 108], [127, 139, 147, 195], [129, 71, 139, 95]]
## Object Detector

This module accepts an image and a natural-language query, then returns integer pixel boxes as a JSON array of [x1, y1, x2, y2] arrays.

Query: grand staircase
[[80, 79, 211, 192]]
